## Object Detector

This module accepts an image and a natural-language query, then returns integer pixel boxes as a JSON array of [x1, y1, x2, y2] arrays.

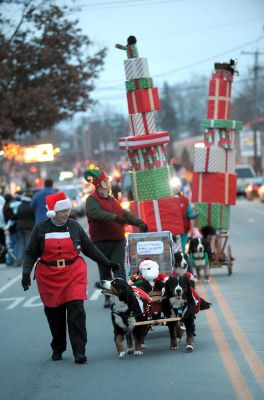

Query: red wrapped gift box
[[127, 88, 160, 114], [119, 131, 169, 150], [207, 78, 232, 120], [191, 172, 237, 205], [129, 197, 184, 234]]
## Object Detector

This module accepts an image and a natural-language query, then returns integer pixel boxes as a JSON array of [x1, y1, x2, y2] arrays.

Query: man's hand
[[21, 274, 31, 291], [109, 262, 120, 273], [114, 215, 127, 225], [139, 222, 148, 232]]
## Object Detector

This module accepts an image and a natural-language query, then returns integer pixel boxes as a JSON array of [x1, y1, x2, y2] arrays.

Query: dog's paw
[[185, 344, 194, 352], [127, 348, 134, 355], [119, 351, 126, 358], [134, 350, 143, 356], [170, 345, 179, 350]]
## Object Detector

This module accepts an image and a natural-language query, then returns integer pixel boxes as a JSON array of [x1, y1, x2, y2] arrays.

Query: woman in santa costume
[[21, 191, 119, 364]]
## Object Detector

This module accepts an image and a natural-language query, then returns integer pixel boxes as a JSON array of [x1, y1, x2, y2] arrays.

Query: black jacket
[[16, 200, 35, 232]]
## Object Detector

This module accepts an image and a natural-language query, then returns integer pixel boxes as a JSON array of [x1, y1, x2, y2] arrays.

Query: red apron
[[35, 231, 87, 308]]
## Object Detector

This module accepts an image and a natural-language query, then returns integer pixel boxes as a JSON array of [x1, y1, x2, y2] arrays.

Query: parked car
[[244, 176, 264, 200], [258, 184, 264, 203], [235, 165, 257, 196]]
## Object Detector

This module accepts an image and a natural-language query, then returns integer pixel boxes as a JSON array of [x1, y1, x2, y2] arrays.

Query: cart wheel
[[227, 245, 233, 276]]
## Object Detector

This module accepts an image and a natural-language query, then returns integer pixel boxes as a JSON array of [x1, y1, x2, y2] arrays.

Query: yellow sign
[[23, 144, 54, 163]]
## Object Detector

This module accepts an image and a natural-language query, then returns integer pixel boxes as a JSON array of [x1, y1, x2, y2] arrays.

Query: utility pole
[[241, 50, 264, 173]]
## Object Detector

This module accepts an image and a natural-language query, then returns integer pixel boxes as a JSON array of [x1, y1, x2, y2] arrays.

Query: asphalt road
[[0, 199, 263, 400]]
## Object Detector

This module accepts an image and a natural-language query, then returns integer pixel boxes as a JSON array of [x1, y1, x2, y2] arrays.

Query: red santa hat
[[46, 192, 72, 218], [137, 258, 160, 274]]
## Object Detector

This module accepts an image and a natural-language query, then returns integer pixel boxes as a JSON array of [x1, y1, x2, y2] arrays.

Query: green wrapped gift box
[[131, 166, 173, 201], [125, 77, 153, 91], [201, 119, 243, 130], [193, 202, 230, 230]]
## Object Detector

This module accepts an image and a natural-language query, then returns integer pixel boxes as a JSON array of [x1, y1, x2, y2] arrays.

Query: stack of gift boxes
[[116, 36, 185, 235], [191, 60, 243, 230]]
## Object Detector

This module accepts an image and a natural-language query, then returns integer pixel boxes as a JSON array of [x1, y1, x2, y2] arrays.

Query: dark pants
[[44, 300, 87, 356], [0, 228, 6, 263], [94, 239, 126, 281]]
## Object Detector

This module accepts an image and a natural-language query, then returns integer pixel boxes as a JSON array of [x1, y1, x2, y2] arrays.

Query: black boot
[[74, 354, 87, 364], [52, 351, 62, 361]]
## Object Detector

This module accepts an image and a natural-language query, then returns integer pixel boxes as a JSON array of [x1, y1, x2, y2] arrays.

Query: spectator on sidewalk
[[3, 194, 19, 265], [31, 179, 56, 223], [15, 192, 35, 267], [0, 194, 6, 263]]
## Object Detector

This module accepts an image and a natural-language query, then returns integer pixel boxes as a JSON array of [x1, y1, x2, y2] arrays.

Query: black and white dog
[[188, 237, 210, 281], [174, 251, 196, 286], [161, 276, 199, 352], [101, 278, 148, 357]]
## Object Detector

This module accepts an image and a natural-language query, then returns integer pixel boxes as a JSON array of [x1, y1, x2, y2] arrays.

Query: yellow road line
[[209, 277, 264, 392], [198, 284, 253, 400]]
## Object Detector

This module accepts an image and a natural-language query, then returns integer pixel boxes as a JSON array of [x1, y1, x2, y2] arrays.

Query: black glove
[[21, 274, 31, 291], [114, 215, 127, 225], [138, 221, 148, 232], [109, 262, 120, 273]]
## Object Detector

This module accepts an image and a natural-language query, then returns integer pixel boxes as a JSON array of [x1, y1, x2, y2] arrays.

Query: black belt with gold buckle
[[40, 257, 78, 268]]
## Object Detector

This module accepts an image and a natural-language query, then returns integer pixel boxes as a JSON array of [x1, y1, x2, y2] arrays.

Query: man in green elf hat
[[84, 167, 148, 308]]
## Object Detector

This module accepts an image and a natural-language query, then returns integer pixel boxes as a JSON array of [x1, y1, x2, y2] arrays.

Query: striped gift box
[[193, 146, 236, 173], [129, 112, 156, 136], [118, 131, 170, 150], [124, 58, 150, 80]]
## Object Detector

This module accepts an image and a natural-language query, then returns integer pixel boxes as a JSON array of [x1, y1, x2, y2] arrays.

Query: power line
[[76, 0, 186, 11], [94, 36, 264, 92]]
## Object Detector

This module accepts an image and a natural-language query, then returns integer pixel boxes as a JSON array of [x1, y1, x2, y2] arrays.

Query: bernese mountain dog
[[101, 278, 149, 358], [188, 237, 210, 282], [161, 275, 200, 352], [173, 251, 195, 286]]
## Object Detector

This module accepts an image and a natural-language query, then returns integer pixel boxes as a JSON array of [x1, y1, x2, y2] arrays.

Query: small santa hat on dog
[[46, 192, 72, 218]]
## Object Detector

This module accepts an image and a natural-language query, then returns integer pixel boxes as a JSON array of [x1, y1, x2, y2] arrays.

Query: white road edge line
[[0, 274, 22, 295]]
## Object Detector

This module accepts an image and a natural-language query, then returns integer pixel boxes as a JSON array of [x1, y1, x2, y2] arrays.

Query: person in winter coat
[[84, 167, 148, 308], [0, 194, 6, 263], [31, 179, 56, 223], [21, 191, 119, 364], [15, 192, 35, 267], [3, 194, 19, 265]]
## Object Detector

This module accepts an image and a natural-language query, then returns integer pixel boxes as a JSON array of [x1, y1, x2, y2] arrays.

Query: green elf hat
[[84, 168, 108, 187]]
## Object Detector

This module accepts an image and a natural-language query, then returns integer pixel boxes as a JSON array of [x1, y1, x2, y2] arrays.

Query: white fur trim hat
[[46, 191, 72, 218]]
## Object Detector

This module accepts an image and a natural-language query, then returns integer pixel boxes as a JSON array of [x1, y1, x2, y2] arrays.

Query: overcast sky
[[65, 0, 264, 115]]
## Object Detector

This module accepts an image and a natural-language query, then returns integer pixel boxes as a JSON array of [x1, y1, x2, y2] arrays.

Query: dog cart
[[209, 229, 234, 276], [126, 231, 181, 327]]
